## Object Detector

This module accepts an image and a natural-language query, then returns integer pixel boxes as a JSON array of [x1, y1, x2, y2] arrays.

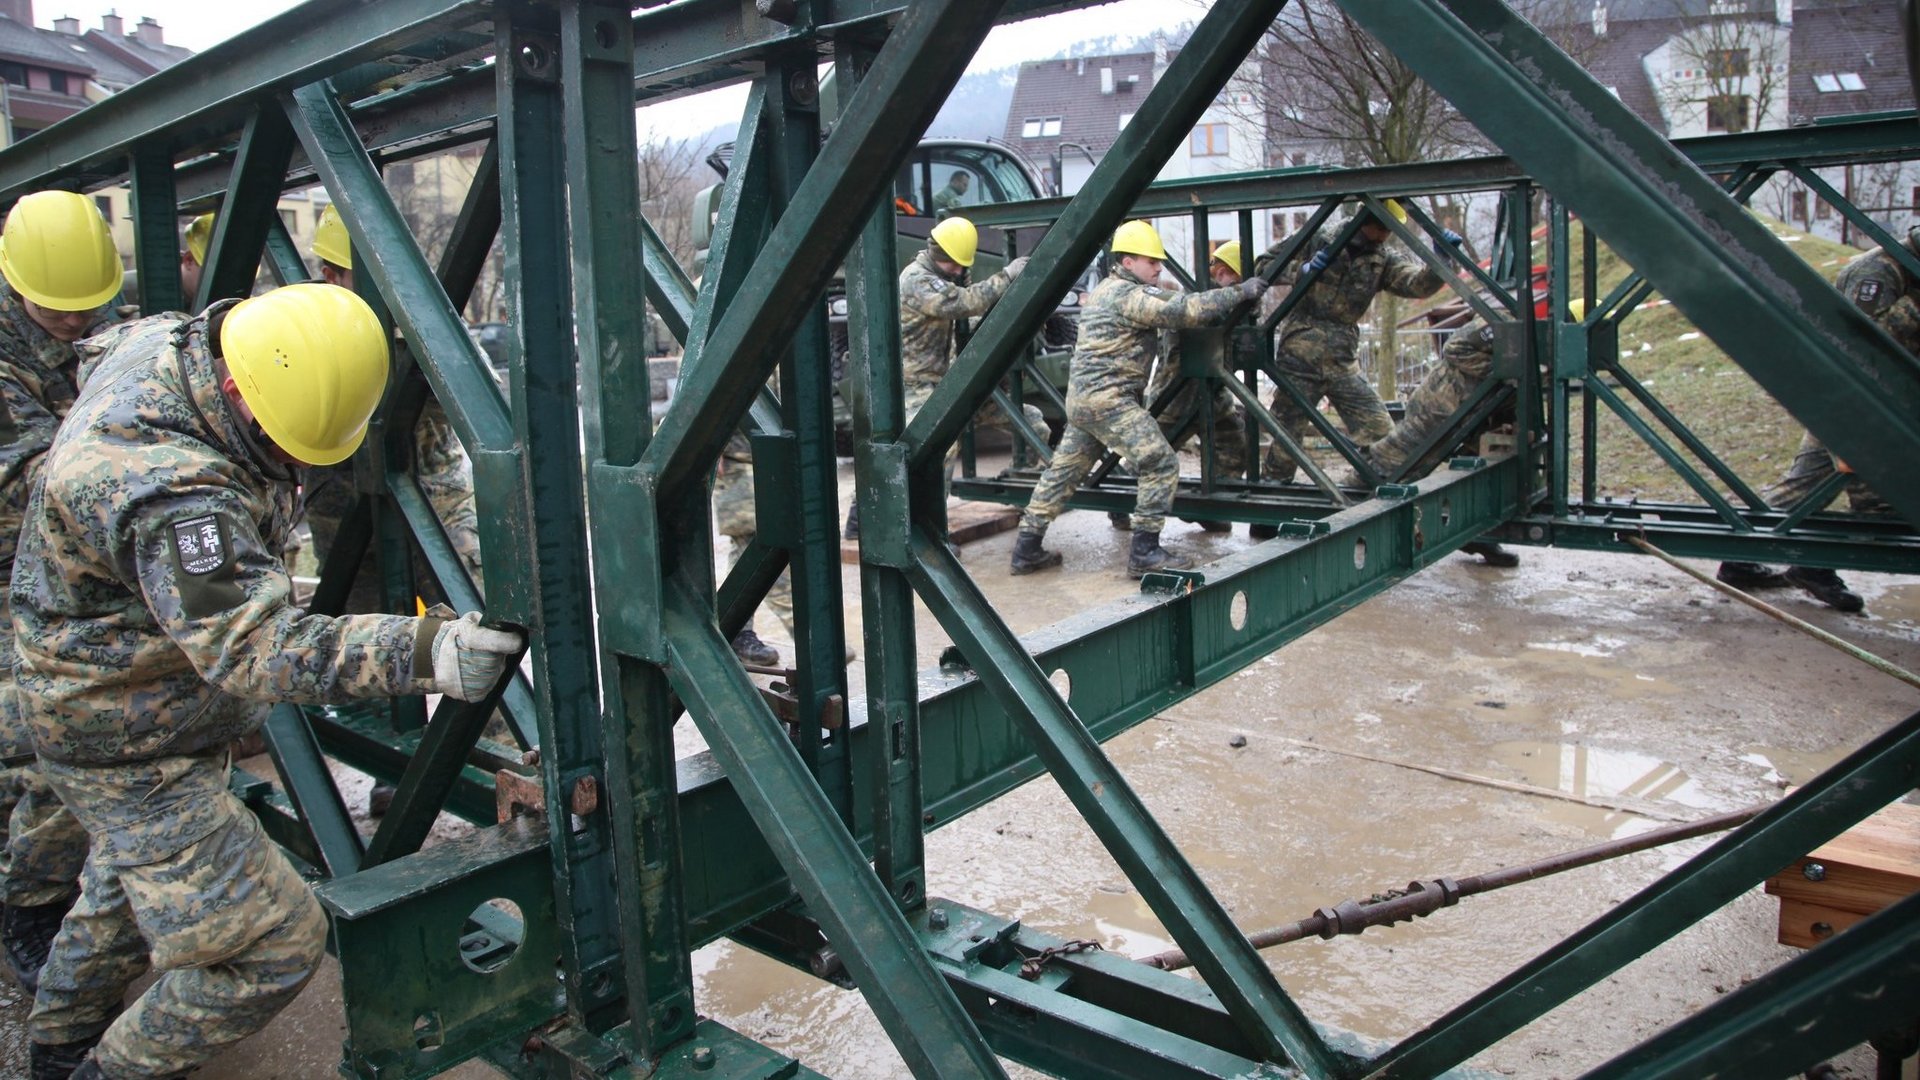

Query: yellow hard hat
[[1568, 298, 1587, 322], [311, 203, 352, 271], [1210, 241, 1242, 276], [1381, 199, 1408, 224], [184, 212, 214, 265], [0, 191, 122, 312], [220, 283, 389, 466], [929, 216, 978, 268], [1111, 219, 1168, 261]]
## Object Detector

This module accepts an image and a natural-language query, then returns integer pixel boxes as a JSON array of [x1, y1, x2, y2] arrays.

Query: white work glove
[[1004, 256, 1030, 280], [431, 612, 524, 701], [1239, 276, 1270, 301]]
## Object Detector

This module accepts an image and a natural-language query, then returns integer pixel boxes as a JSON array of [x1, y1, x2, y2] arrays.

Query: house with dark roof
[[0, 1, 190, 142], [1002, 33, 1273, 264], [1558, 0, 1914, 242], [1003, 51, 1160, 194]]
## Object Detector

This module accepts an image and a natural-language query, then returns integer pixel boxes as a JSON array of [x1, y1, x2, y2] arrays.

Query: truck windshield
[[898, 145, 1040, 216]]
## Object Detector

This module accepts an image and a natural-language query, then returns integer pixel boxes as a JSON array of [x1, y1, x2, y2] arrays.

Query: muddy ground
[[4, 479, 1918, 1078]]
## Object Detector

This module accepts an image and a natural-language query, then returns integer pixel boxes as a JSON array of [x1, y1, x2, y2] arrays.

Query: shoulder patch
[[170, 514, 231, 577], [1476, 324, 1496, 343], [929, 279, 949, 292], [1854, 278, 1883, 305], [1143, 285, 1162, 296]]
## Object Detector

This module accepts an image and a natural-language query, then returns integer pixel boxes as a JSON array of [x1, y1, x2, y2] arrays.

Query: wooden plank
[[1774, 897, 1867, 950], [1767, 798, 1920, 947]]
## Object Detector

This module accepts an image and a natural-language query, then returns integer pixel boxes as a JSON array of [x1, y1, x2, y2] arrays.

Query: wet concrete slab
[[4, 479, 1917, 1078]]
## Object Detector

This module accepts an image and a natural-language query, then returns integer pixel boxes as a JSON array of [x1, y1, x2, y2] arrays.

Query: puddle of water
[[1741, 744, 1851, 788], [1491, 740, 1717, 837], [1524, 635, 1630, 659], [1868, 583, 1920, 625]]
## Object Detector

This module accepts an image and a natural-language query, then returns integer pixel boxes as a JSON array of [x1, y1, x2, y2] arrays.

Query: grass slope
[[1553, 217, 1865, 504]]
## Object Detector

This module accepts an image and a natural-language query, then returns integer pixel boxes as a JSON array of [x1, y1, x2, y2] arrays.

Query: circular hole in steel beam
[[1229, 590, 1248, 632], [1049, 668, 1072, 702], [458, 898, 524, 975], [1353, 537, 1368, 571]]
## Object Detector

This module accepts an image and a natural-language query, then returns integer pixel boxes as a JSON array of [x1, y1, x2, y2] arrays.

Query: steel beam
[[1335, 0, 1920, 536], [127, 142, 182, 313], [660, 577, 1008, 1080], [1364, 705, 1920, 1079], [1577, 890, 1920, 1080], [0, 0, 493, 203], [563, 0, 696, 1058], [902, 0, 1291, 471], [638, 0, 1011, 501]]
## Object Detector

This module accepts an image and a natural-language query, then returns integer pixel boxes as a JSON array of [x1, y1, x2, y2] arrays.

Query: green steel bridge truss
[[2, 1, 1918, 1077]]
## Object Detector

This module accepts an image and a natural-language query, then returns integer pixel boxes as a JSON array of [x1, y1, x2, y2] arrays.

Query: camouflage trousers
[[1768, 432, 1890, 515], [1154, 379, 1248, 477], [1367, 343, 1494, 476], [904, 382, 1049, 487], [714, 459, 794, 635], [1261, 351, 1392, 483], [1021, 393, 1178, 534], [0, 703, 86, 908], [31, 752, 328, 1076]]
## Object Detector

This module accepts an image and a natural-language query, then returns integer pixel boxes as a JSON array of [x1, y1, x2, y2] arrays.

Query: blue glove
[[1434, 228, 1463, 252], [1304, 248, 1331, 275]]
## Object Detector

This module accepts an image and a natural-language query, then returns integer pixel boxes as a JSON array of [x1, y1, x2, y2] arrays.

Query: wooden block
[[838, 501, 1022, 565], [1774, 897, 1867, 950], [1767, 798, 1920, 948]]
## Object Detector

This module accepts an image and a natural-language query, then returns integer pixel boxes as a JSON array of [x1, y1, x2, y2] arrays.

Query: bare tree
[[637, 127, 705, 276], [1243, 0, 1591, 394], [1648, 2, 1790, 136]]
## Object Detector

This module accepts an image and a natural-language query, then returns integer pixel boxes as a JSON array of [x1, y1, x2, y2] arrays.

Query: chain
[[1019, 939, 1103, 980]]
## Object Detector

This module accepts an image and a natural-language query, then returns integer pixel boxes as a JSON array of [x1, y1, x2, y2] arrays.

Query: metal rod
[[1143, 804, 1765, 972], [1627, 535, 1920, 692]]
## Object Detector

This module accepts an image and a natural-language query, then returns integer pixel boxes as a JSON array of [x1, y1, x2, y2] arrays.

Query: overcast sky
[[44, 0, 1206, 137]]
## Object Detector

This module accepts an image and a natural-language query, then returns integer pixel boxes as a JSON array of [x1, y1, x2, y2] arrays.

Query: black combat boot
[[842, 503, 860, 541], [367, 784, 396, 817], [29, 1035, 100, 1080], [3, 898, 71, 993], [1716, 561, 1790, 589], [731, 628, 780, 666], [1009, 531, 1062, 575], [1783, 566, 1864, 613], [1107, 511, 1130, 530], [1460, 540, 1520, 568], [1127, 531, 1192, 578]]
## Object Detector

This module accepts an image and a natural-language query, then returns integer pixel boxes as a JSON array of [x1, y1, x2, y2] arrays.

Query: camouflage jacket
[[12, 304, 437, 766], [899, 250, 1013, 390], [1067, 265, 1246, 405], [1835, 246, 1920, 354], [0, 282, 124, 679], [1265, 220, 1445, 347]]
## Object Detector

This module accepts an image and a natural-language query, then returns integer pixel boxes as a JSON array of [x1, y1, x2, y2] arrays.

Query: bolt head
[[929, 908, 949, 931], [1803, 862, 1827, 882], [691, 1044, 716, 1069]]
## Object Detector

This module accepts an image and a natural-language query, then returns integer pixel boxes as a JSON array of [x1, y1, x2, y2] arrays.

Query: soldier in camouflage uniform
[[304, 204, 485, 616], [1127, 242, 1253, 534], [714, 431, 792, 666], [1013, 221, 1266, 578], [17, 284, 523, 1079], [842, 216, 1042, 540], [1355, 313, 1519, 566], [0, 193, 134, 996], [1251, 204, 1450, 498], [1716, 237, 1917, 613]]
